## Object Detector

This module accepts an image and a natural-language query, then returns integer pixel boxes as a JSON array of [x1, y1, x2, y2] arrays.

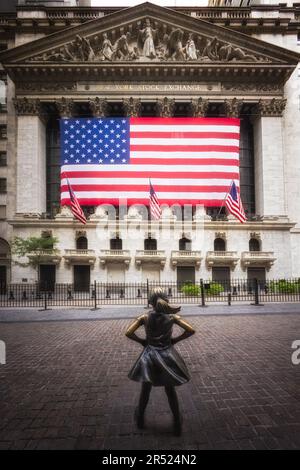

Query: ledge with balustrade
[[99, 249, 131, 267], [135, 250, 166, 268], [241, 251, 276, 270], [27, 249, 61, 264], [206, 250, 239, 268], [171, 250, 202, 269], [63, 248, 96, 265]]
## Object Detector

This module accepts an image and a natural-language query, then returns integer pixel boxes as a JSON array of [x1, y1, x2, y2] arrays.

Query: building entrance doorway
[[177, 266, 195, 286], [39, 265, 56, 291], [212, 267, 230, 283], [247, 267, 266, 290], [0, 265, 6, 293], [74, 265, 90, 292]]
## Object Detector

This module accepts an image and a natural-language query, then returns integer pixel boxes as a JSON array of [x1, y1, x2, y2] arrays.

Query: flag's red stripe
[[130, 145, 239, 153], [130, 117, 240, 126], [61, 171, 240, 180], [130, 158, 239, 166], [61, 184, 233, 193], [130, 131, 240, 139], [61, 198, 227, 206]]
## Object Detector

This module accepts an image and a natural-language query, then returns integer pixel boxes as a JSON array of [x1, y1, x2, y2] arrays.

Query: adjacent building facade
[[0, 1, 300, 290]]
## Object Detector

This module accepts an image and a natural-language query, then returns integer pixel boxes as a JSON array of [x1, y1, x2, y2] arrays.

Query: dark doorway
[[76, 236, 88, 250], [39, 265, 56, 291], [249, 238, 260, 251], [177, 266, 195, 287], [144, 238, 157, 250], [214, 238, 226, 251], [110, 237, 122, 250], [248, 268, 266, 288], [0, 265, 6, 293], [179, 237, 191, 251], [74, 265, 90, 292], [212, 267, 231, 292]]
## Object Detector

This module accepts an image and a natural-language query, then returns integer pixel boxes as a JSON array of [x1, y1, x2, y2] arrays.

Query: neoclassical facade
[[0, 2, 300, 289]]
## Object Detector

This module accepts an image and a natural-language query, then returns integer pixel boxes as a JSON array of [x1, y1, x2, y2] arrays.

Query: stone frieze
[[28, 20, 269, 64]]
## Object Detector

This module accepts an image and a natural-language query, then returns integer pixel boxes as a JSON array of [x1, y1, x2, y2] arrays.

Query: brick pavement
[[0, 313, 300, 450]]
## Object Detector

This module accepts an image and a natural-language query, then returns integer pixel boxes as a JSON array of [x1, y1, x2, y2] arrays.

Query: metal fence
[[0, 278, 300, 309]]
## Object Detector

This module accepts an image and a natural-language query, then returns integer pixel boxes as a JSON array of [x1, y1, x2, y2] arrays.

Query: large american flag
[[60, 117, 240, 206]]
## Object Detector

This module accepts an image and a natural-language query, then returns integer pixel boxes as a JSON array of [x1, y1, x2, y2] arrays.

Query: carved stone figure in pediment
[[184, 33, 197, 61], [137, 18, 157, 59], [201, 36, 218, 61], [111, 32, 132, 60], [100, 32, 114, 61], [168, 28, 185, 61], [218, 42, 258, 62]]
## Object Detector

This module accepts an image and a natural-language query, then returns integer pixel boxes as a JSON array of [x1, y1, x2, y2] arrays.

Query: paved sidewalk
[[0, 302, 299, 322], [0, 312, 299, 450]]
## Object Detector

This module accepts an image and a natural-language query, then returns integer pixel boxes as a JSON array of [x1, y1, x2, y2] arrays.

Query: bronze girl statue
[[125, 287, 195, 436]]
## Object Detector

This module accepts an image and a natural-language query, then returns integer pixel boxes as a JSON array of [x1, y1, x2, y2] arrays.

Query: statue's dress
[[142, 27, 156, 58], [128, 311, 190, 387]]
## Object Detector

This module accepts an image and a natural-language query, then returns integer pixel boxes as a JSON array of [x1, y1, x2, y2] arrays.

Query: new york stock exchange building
[[0, 0, 300, 294]]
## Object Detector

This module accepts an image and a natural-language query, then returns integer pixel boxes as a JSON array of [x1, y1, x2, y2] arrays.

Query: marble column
[[14, 97, 47, 215], [253, 98, 287, 218]]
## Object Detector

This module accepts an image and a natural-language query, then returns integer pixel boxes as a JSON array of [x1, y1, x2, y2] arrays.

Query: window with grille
[[0, 153, 6, 166], [0, 179, 7, 193]]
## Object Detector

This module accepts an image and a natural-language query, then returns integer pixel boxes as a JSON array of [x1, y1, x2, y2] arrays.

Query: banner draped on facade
[[60, 117, 240, 206]]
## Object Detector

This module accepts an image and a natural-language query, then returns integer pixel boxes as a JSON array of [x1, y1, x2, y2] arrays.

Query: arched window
[[249, 238, 260, 252], [76, 236, 88, 250], [214, 238, 226, 251], [144, 237, 157, 250], [110, 237, 122, 250], [0, 238, 10, 257], [179, 237, 191, 251]]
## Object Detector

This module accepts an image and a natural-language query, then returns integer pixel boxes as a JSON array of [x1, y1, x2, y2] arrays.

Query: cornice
[[7, 218, 296, 232], [1, 5, 300, 35], [6, 63, 294, 88]]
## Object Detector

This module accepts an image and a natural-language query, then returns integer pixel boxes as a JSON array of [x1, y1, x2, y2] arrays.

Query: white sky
[[91, 1, 209, 7]]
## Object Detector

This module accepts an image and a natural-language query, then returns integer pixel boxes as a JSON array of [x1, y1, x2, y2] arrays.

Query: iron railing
[[0, 278, 300, 309]]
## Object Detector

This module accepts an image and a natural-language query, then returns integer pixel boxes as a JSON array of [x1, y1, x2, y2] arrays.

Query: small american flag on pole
[[149, 180, 162, 220], [66, 177, 87, 224], [225, 181, 246, 223]]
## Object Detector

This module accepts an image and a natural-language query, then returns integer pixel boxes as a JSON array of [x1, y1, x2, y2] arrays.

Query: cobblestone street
[[0, 312, 300, 450]]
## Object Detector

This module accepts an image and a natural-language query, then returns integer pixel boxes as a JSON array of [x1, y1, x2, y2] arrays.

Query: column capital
[[13, 97, 42, 116], [190, 98, 209, 117], [89, 97, 108, 117], [123, 97, 141, 117], [224, 98, 243, 118], [256, 98, 286, 117], [55, 97, 75, 118], [156, 97, 175, 117]]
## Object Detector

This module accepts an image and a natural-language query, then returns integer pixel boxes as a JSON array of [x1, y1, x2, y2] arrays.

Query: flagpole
[[216, 180, 234, 219]]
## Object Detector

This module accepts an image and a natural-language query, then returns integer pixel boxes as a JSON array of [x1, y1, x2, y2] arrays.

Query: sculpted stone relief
[[29, 19, 268, 63]]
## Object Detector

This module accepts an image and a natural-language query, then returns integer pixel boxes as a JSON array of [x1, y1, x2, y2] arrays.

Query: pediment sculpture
[[29, 19, 268, 63]]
